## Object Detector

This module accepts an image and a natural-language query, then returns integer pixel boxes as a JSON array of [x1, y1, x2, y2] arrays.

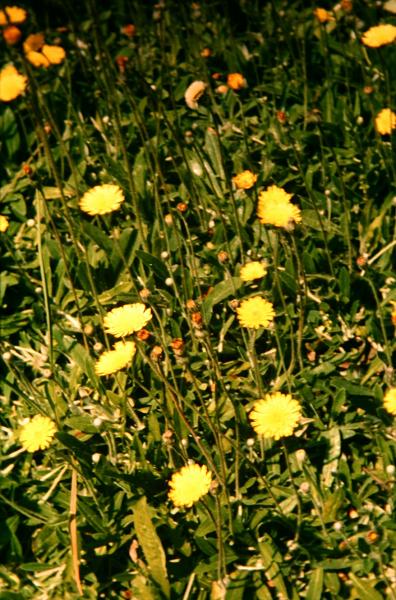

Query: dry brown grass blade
[[69, 467, 83, 596]]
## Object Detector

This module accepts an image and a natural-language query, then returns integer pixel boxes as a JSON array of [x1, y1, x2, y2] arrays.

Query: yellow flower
[[0, 5, 27, 25], [384, 388, 396, 416], [23, 33, 66, 68], [236, 296, 275, 329], [42, 44, 66, 65], [361, 24, 396, 48], [168, 464, 212, 507], [314, 8, 335, 23], [227, 73, 246, 90], [79, 184, 125, 216], [232, 170, 257, 190], [0, 64, 27, 102], [95, 341, 136, 376], [250, 392, 302, 440], [104, 303, 152, 337], [0, 215, 9, 232], [375, 108, 396, 135], [257, 185, 302, 229], [185, 80, 207, 109], [23, 32, 45, 52], [240, 261, 267, 282], [19, 415, 57, 452]]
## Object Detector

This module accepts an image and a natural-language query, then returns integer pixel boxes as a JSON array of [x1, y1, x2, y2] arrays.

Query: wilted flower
[[200, 47, 212, 57], [168, 464, 212, 507], [361, 24, 396, 48], [121, 23, 136, 37], [19, 415, 57, 452], [79, 184, 125, 215], [185, 80, 207, 109], [250, 392, 302, 439], [227, 72, 246, 90], [0, 5, 27, 25], [257, 185, 302, 229], [0, 64, 27, 101], [240, 261, 267, 282], [375, 108, 396, 135], [236, 296, 275, 329], [95, 341, 136, 376], [104, 303, 153, 337], [384, 388, 396, 415], [232, 170, 257, 190], [0, 215, 10, 232]]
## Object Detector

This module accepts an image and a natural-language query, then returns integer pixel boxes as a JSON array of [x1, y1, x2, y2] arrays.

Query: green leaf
[[132, 497, 170, 598], [348, 574, 383, 600], [258, 535, 289, 598], [305, 567, 323, 600], [202, 277, 242, 322], [135, 251, 168, 279]]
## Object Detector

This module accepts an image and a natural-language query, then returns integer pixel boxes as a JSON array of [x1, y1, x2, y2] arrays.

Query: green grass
[[0, 0, 395, 598]]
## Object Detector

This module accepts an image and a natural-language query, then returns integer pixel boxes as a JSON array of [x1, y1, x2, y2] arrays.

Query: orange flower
[[23, 33, 66, 68], [227, 73, 246, 90], [314, 8, 335, 23], [0, 5, 27, 25], [233, 170, 257, 190], [121, 24, 136, 37], [2, 24, 21, 45]]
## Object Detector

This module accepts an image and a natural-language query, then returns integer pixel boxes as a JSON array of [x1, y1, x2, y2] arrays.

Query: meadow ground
[[0, 0, 396, 598]]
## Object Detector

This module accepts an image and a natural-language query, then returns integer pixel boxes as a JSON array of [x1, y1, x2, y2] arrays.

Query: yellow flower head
[[250, 392, 302, 440], [185, 80, 207, 109], [79, 184, 125, 216], [0, 215, 10, 232], [95, 341, 136, 376], [361, 24, 396, 48], [240, 261, 267, 282], [19, 415, 57, 452], [23, 33, 45, 52], [0, 5, 27, 25], [314, 8, 335, 23], [227, 73, 246, 90], [232, 170, 257, 190], [375, 108, 396, 135], [236, 296, 275, 329], [384, 388, 396, 416], [24, 33, 66, 68], [168, 464, 212, 507], [257, 185, 302, 229], [0, 64, 27, 102], [42, 44, 66, 65], [104, 303, 152, 337]]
